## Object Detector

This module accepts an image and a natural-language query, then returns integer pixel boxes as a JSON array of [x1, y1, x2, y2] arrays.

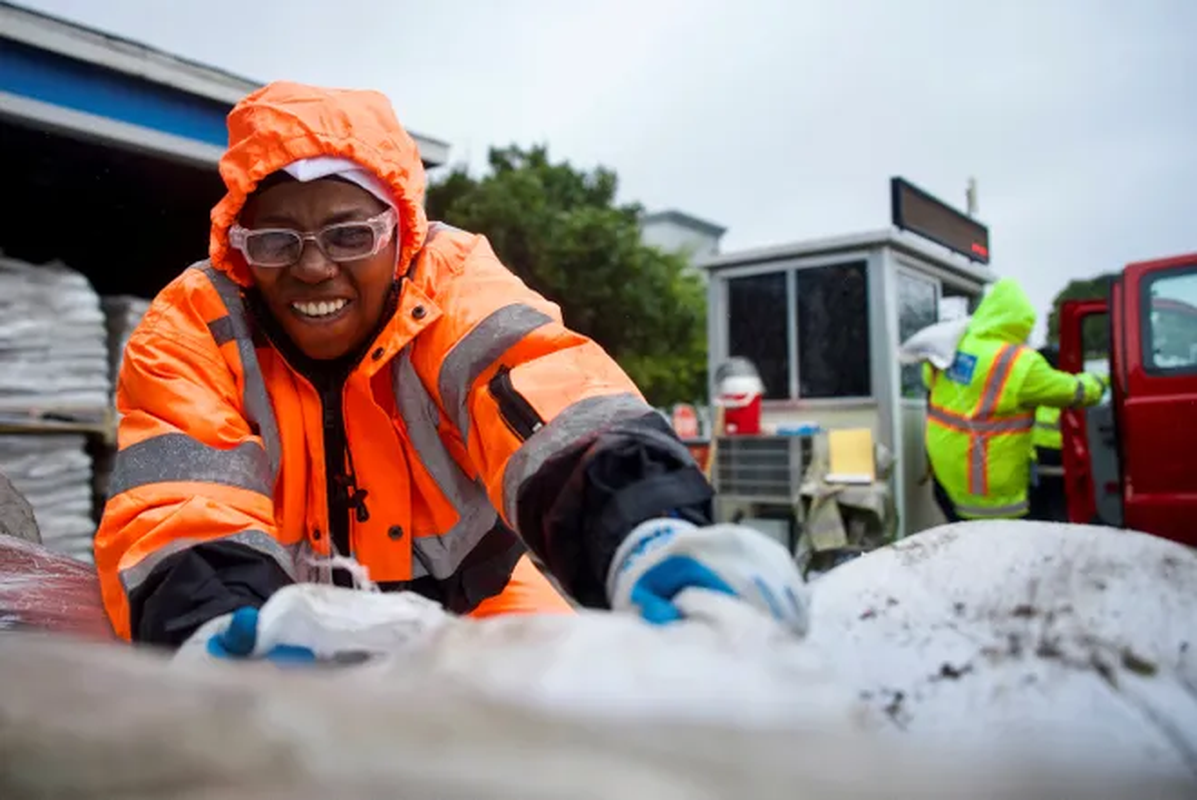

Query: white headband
[[281, 156, 395, 209]]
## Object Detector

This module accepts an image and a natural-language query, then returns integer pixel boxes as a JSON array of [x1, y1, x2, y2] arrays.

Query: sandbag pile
[[0, 435, 95, 561], [101, 295, 151, 393], [0, 256, 109, 560], [806, 522, 1197, 775], [0, 255, 111, 424], [0, 521, 1195, 798]]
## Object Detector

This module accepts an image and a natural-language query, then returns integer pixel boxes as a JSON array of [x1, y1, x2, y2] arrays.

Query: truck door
[[1118, 254, 1197, 546], [1058, 298, 1116, 525]]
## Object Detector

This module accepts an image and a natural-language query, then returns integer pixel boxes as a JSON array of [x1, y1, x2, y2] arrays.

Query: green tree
[[1045, 273, 1118, 355], [426, 145, 707, 407]]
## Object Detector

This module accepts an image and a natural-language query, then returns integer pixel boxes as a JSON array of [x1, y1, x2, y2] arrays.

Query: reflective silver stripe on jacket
[[393, 348, 498, 580], [438, 303, 555, 446], [107, 264, 282, 499], [119, 529, 297, 596], [501, 392, 653, 530], [107, 433, 272, 498], [201, 263, 283, 485], [954, 499, 1030, 518]]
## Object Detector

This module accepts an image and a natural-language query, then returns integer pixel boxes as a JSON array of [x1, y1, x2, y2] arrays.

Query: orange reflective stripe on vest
[[927, 344, 1033, 497]]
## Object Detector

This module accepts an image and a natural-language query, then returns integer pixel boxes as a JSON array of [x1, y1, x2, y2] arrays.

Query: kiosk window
[[796, 262, 871, 398], [898, 272, 939, 399], [941, 284, 979, 318], [1145, 270, 1197, 372], [727, 271, 789, 399]]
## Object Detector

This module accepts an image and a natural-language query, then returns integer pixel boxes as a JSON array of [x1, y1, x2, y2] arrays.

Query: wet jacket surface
[[925, 279, 1104, 518], [94, 82, 713, 644]]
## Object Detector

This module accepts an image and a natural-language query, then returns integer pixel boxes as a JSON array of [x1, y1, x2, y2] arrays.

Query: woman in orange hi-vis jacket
[[94, 81, 806, 658]]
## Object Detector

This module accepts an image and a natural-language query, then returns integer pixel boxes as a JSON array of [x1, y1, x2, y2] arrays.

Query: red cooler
[[718, 375, 763, 435]]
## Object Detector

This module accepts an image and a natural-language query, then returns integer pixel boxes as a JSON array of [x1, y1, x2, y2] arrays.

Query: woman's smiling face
[[241, 178, 398, 361]]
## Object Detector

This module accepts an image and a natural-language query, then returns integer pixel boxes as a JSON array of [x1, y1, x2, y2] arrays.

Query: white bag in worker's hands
[[607, 519, 811, 637], [898, 316, 971, 369], [174, 583, 453, 667], [172, 577, 849, 730]]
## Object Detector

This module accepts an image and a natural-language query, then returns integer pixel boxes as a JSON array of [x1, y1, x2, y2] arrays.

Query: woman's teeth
[[292, 299, 348, 318]]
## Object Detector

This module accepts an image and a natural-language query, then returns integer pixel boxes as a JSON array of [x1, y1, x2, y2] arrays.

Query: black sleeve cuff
[[128, 541, 294, 648], [517, 411, 713, 608]]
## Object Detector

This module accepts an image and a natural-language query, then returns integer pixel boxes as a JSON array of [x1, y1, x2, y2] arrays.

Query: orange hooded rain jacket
[[94, 82, 713, 644]]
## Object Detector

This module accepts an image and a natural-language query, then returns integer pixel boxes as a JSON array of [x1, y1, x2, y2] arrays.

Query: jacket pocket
[[488, 366, 544, 442]]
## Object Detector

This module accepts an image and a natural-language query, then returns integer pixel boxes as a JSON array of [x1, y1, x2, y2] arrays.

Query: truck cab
[[1058, 253, 1197, 546]]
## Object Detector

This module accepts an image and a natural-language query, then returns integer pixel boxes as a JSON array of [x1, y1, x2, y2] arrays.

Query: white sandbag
[[807, 521, 1197, 777], [166, 521, 1197, 784], [898, 316, 970, 368], [176, 582, 851, 730], [0, 256, 110, 422], [2, 633, 1193, 799]]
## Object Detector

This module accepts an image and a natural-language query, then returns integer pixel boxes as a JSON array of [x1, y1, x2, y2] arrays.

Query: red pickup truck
[[1058, 253, 1197, 547]]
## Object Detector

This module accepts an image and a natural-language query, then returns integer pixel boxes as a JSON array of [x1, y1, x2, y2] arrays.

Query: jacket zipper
[[320, 382, 356, 588], [241, 284, 393, 589], [488, 366, 545, 441]]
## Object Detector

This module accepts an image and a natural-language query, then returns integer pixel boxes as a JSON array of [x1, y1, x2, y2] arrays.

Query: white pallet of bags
[[0, 255, 110, 424], [0, 434, 94, 562]]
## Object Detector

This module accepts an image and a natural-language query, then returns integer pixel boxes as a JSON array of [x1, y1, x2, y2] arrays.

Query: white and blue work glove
[[607, 518, 809, 636], [202, 606, 317, 666]]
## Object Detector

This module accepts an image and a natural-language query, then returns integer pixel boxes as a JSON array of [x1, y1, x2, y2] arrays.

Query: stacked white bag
[[0, 255, 111, 421], [0, 433, 94, 561], [0, 254, 111, 562]]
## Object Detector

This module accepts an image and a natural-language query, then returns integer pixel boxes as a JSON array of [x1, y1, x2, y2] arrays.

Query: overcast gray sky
[[19, 0, 1197, 342]]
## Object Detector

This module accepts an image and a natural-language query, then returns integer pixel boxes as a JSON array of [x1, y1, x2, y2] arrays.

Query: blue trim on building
[[0, 38, 235, 147]]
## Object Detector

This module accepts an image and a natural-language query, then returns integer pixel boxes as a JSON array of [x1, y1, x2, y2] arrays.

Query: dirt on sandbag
[[0, 534, 115, 641]]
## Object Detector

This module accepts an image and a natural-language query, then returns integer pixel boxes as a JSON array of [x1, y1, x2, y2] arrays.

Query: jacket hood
[[209, 81, 429, 287], [967, 277, 1036, 344]]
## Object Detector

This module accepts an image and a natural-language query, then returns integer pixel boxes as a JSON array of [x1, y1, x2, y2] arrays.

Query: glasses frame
[[229, 207, 398, 268]]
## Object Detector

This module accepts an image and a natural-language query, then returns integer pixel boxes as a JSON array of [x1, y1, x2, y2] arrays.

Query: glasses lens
[[245, 231, 302, 267], [320, 223, 378, 260]]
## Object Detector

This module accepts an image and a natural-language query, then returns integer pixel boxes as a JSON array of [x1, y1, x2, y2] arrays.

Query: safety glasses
[[229, 208, 398, 268]]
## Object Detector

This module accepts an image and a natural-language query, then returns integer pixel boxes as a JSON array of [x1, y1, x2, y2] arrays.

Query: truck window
[[941, 284, 980, 316], [1144, 269, 1197, 373], [796, 261, 870, 398], [727, 271, 790, 399]]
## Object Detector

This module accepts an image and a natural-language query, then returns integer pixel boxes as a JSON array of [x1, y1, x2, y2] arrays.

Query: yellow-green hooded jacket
[[925, 278, 1104, 518]]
